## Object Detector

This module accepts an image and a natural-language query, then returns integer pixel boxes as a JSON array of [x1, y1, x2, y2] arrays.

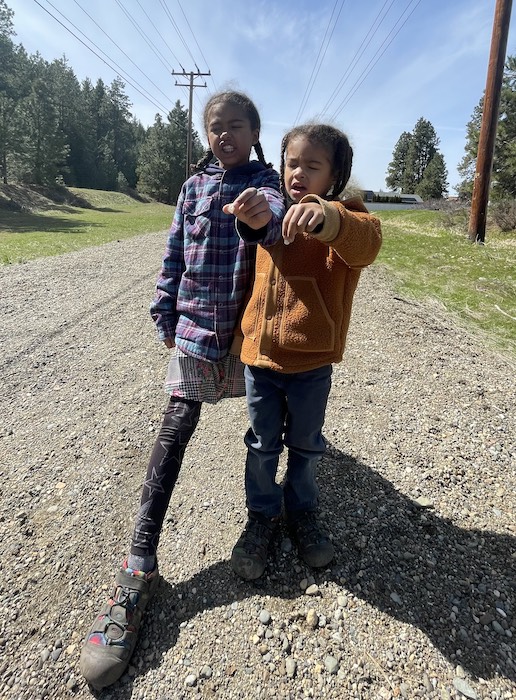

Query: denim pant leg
[[244, 365, 286, 517], [283, 365, 332, 515]]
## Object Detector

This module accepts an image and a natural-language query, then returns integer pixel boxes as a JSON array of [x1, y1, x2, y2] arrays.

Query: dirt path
[[0, 231, 514, 700]]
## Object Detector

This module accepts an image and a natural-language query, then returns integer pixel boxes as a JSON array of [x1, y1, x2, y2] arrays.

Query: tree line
[[1, 0, 515, 203], [0, 0, 203, 204], [385, 55, 516, 201]]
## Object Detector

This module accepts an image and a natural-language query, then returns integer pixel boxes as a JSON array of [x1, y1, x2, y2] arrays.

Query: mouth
[[289, 183, 306, 200], [221, 144, 235, 153]]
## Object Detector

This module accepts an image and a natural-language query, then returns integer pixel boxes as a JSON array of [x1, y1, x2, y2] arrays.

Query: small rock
[[185, 673, 197, 687], [453, 677, 478, 699], [414, 496, 433, 508], [259, 610, 271, 625], [306, 609, 319, 629], [324, 655, 339, 674], [286, 657, 297, 678], [305, 584, 319, 596]]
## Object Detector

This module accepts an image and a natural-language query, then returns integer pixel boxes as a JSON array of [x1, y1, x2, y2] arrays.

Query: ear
[[252, 128, 260, 145]]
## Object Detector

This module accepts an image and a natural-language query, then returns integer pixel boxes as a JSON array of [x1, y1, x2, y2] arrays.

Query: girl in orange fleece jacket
[[225, 124, 382, 580]]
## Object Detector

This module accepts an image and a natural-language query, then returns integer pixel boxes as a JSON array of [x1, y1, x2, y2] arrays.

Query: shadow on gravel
[[95, 445, 514, 696]]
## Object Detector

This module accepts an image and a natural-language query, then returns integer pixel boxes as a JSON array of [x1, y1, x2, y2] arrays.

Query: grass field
[[0, 187, 174, 264], [374, 209, 515, 355], [1, 188, 514, 356]]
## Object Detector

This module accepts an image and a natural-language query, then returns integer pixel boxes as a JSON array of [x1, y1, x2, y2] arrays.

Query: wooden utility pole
[[172, 69, 210, 181], [468, 0, 513, 243]]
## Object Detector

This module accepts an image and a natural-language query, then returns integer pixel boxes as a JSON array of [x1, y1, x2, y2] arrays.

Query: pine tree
[[385, 131, 413, 191], [18, 55, 69, 185], [417, 153, 448, 199], [457, 55, 516, 200], [386, 118, 447, 198], [137, 101, 203, 204]]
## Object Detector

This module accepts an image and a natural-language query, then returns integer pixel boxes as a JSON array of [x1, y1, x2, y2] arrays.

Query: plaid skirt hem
[[164, 347, 246, 404]]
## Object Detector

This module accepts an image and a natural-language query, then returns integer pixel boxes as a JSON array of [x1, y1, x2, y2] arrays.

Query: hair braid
[[279, 133, 289, 199], [193, 148, 214, 173], [253, 141, 272, 169]]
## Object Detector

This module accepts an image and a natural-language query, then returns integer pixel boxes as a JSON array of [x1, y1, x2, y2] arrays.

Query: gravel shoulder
[[0, 231, 514, 700]]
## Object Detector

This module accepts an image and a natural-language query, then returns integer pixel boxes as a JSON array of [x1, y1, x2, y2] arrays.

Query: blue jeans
[[244, 364, 332, 518]]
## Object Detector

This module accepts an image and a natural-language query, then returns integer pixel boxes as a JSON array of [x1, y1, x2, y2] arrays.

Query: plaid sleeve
[[237, 168, 285, 246], [150, 185, 186, 340]]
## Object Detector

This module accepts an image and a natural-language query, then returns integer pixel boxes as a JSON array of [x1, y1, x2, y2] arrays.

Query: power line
[[318, 0, 396, 118], [329, 0, 423, 120], [32, 0, 171, 116], [172, 69, 210, 180], [113, 0, 173, 74], [134, 0, 186, 71], [176, 0, 217, 92], [71, 0, 175, 109], [293, 0, 346, 125], [112, 0, 196, 112], [157, 0, 215, 117], [157, 0, 199, 70]]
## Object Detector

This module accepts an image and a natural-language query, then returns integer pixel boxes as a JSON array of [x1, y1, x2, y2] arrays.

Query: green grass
[[0, 187, 174, 264], [1, 190, 515, 357], [375, 209, 516, 356]]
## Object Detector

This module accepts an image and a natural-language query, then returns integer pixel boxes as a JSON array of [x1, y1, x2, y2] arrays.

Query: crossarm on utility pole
[[172, 69, 210, 181]]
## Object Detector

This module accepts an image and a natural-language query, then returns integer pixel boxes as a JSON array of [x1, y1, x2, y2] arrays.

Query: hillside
[[0, 183, 150, 213]]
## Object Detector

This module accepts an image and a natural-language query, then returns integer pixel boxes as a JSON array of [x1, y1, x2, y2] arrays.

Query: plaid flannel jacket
[[151, 161, 285, 362]]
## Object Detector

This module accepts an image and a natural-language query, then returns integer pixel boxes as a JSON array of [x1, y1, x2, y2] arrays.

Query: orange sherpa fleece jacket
[[240, 194, 382, 373]]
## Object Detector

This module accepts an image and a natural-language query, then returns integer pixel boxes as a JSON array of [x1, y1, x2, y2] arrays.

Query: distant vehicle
[[399, 194, 423, 204]]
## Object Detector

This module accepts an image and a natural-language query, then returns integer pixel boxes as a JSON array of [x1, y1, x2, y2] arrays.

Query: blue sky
[[6, 0, 516, 193]]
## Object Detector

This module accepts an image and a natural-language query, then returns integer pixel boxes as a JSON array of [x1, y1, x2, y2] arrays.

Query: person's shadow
[[90, 444, 515, 696]]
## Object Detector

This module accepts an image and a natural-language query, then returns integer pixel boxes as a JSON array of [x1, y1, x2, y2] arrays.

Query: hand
[[164, 338, 175, 349], [222, 187, 272, 230], [282, 202, 324, 245]]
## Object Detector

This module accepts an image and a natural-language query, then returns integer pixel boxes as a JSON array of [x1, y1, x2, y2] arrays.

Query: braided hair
[[280, 124, 353, 200], [194, 90, 272, 171]]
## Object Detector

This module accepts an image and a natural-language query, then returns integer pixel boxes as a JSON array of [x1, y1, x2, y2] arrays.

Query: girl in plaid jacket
[[80, 91, 284, 690]]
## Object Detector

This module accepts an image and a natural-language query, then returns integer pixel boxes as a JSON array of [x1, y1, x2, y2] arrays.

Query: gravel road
[[0, 231, 514, 700]]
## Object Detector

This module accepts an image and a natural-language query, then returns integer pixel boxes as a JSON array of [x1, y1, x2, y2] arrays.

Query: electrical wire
[[317, 0, 396, 118], [176, 0, 217, 91], [113, 0, 173, 74], [157, 0, 200, 70], [134, 0, 186, 70], [32, 0, 171, 116], [329, 0, 423, 120], [293, 0, 347, 125], [71, 0, 175, 108]]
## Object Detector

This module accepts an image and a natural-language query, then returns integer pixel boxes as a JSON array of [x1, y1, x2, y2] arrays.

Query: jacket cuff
[[236, 220, 268, 243], [299, 194, 340, 242]]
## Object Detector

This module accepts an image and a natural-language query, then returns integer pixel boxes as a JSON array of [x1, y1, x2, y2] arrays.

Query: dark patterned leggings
[[130, 397, 202, 558]]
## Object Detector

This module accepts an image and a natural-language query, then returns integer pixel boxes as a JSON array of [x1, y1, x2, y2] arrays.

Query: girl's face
[[284, 136, 335, 202], [206, 102, 259, 170]]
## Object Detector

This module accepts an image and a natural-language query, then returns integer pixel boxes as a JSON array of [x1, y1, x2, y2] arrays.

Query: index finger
[[232, 187, 259, 208]]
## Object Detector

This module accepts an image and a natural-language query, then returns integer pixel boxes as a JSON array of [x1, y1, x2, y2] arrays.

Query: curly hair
[[280, 124, 353, 200], [194, 91, 271, 171]]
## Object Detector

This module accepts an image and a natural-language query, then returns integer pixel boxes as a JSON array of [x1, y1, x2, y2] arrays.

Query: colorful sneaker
[[288, 511, 334, 568], [231, 512, 278, 580], [79, 562, 160, 690]]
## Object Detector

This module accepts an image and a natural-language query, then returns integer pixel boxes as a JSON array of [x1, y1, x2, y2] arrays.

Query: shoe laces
[[242, 518, 275, 555], [293, 512, 326, 544]]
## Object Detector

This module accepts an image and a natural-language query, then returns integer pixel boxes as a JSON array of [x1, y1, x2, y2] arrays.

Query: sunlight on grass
[[0, 189, 174, 264], [375, 210, 516, 356]]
